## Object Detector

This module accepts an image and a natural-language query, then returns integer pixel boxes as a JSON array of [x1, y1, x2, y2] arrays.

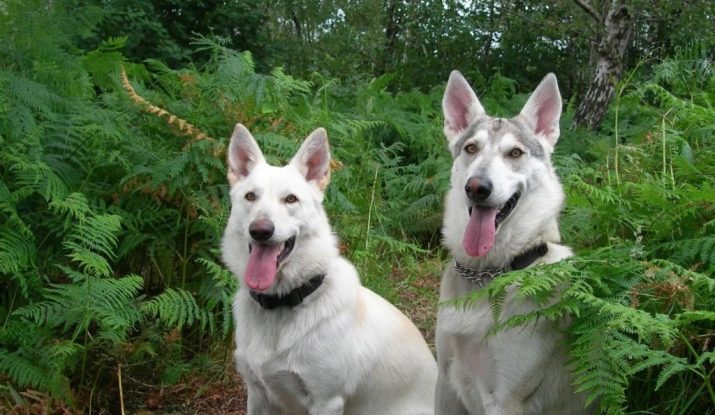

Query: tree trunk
[[479, 0, 498, 61], [379, 0, 402, 75], [572, 0, 633, 131]]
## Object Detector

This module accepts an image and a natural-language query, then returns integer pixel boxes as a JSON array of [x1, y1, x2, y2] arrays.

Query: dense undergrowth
[[1, 3, 714, 414]]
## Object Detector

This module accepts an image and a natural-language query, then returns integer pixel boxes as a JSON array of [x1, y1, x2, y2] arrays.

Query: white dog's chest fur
[[233, 259, 437, 415], [234, 300, 355, 414], [233, 274, 360, 412]]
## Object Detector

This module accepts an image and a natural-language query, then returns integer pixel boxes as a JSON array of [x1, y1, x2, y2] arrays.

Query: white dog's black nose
[[465, 177, 492, 202], [249, 219, 275, 241]]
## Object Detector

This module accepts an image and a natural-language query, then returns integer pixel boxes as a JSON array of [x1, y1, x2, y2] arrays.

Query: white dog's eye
[[464, 143, 478, 154], [285, 194, 299, 204], [509, 148, 524, 158], [245, 191, 257, 201]]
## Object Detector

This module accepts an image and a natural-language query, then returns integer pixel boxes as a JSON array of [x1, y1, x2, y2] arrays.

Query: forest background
[[1, 0, 714, 414]]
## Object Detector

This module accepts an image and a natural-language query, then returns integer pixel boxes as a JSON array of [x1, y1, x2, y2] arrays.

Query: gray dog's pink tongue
[[463, 207, 498, 257], [244, 244, 281, 291]]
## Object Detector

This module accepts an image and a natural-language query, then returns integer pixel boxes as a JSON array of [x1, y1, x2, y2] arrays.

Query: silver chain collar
[[454, 261, 506, 288], [454, 243, 549, 288]]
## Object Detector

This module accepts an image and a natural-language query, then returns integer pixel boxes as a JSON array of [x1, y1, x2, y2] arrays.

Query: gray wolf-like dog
[[434, 71, 588, 415], [222, 124, 438, 415]]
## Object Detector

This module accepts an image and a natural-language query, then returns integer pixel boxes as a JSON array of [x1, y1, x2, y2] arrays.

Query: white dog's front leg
[[309, 396, 344, 415]]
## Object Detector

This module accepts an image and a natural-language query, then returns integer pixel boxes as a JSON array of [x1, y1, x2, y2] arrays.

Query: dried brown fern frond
[[120, 65, 216, 145]]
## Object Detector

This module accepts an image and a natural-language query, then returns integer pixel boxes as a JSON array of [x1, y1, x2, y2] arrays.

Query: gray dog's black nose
[[465, 177, 492, 202], [249, 219, 275, 241]]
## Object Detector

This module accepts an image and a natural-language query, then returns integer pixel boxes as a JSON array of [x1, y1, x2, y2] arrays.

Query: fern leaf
[[142, 288, 212, 332]]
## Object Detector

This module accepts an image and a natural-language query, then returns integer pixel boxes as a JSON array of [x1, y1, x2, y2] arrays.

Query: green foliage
[[0, 0, 713, 412], [141, 288, 212, 333], [84, 0, 273, 69], [0, 3, 239, 408], [59, 0, 715, 98]]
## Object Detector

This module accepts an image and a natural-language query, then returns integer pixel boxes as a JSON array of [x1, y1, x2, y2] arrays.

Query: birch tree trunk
[[572, 0, 633, 130]]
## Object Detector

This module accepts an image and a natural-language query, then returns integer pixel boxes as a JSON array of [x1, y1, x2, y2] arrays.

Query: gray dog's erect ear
[[442, 70, 485, 141], [519, 73, 562, 147], [227, 123, 266, 185], [291, 128, 331, 192]]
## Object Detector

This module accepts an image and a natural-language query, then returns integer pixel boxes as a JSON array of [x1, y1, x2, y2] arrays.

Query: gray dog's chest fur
[[437, 245, 585, 414]]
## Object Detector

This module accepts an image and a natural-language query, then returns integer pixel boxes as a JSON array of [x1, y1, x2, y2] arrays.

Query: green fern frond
[[0, 181, 33, 237], [657, 236, 715, 274], [566, 175, 623, 207], [0, 348, 72, 399], [270, 66, 312, 96], [62, 213, 121, 277], [13, 275, 143, 341], [49, 192, 90, 220], [196, 256, 238, 336], [0, 227, 37, 276], [674, 310, 715, 326], [142, 288, 213, 333], [5, 151, 70, 202], [63, 242, 113, 278], [655, 360, 692, 390], [196, 256, 237, 290]]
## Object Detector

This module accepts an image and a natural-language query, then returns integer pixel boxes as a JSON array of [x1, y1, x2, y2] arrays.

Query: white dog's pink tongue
[[244, 244, 281, 291], [463, 207, 498, 257]]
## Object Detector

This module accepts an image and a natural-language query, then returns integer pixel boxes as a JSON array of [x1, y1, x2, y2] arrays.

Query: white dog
[[222, 124, 438, 415], [434, 72, 588, 415]]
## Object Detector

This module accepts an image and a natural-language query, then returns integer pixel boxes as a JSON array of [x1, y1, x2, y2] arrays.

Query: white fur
[[223, 124, 437, 415], [435, 72, 588, 414], [443, 71, 485, 139]]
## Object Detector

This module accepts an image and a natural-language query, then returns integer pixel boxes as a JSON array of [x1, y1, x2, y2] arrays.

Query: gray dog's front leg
[[435, 371, 469, 415], [246, 380, 283, 415], [309, 396, 344, 415]]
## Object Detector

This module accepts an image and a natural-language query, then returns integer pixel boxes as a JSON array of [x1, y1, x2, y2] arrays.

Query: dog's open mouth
[[467, 192, 521, 228], [496, 191, 521, 226], [277, 235, 296, 262], [248, 235, 296, 263], [245, 235, 296, 292], [464, 192, 521, 257]]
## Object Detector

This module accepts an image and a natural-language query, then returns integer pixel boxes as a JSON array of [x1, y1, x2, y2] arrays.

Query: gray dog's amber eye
[[285, 194, 299, 204], [464, 143, 478, 154], [509, 148, 524, 158], [245, 191, 257, 201]]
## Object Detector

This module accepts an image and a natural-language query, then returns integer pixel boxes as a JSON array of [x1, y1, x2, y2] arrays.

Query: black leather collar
[[249, 275, 325, 310], [455, 243, 549, 287]]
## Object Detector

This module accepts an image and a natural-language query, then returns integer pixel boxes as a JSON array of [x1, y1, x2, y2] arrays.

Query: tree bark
[[572, 0, 633, 131]]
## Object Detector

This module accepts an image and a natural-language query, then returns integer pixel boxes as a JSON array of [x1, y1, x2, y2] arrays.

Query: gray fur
[[510, 117, 546, 159], [451, 116, 546, 159], [450, 118, 485, 157]]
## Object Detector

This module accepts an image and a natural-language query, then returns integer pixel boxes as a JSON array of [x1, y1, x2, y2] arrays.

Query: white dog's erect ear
[[227, 123, 265, 185], [519, 73, 562, 147], [291, 128, 331, 192], [442, 70, 485, 141]]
